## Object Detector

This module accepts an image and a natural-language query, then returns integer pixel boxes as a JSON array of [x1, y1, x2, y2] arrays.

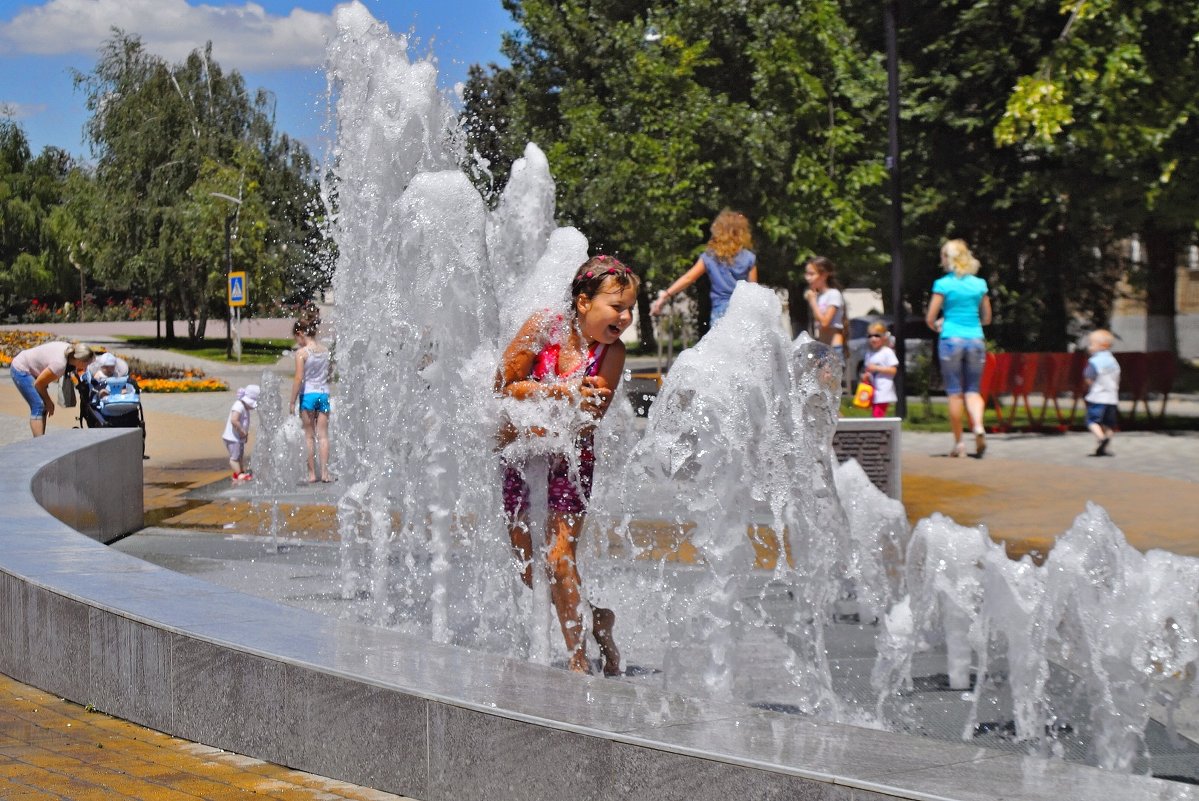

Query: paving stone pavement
[[2, 324, 1197, 798]]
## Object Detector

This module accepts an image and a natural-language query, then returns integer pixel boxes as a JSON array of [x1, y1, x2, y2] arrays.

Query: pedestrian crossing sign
[[228, 271, 247, 307]]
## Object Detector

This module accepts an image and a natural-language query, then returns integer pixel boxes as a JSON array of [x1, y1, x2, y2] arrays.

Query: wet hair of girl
[[293, 319, 319, 338], [570, 255, 641, 312], [804, 256, 843, 290]]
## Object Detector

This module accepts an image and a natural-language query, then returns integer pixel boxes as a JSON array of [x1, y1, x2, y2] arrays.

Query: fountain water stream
[[250, 0, 1199, 778]]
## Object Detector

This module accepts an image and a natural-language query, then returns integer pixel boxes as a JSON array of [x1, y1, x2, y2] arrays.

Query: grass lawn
[[118, 336, 294, 366]]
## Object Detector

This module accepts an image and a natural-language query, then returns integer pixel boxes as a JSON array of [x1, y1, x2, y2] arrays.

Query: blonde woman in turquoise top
[[925, 239, 992, 457]]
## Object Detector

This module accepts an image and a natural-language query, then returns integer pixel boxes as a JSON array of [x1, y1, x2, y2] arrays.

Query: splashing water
[[249, 1, 1199, 775], [252, 372, 306, 549]]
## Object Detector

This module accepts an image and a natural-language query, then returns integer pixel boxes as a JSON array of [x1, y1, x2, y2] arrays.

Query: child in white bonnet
[[223, 384, 260, 482]]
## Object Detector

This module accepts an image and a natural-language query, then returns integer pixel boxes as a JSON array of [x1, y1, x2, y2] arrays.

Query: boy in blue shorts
[[1083, 329, 1120, 456]]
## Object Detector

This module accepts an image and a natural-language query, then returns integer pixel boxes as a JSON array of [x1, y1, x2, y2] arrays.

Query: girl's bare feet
[[592, 606, 621, 677]]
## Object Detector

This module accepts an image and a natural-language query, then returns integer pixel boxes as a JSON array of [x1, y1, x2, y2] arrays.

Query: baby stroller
[[76, 373, 147, 453]]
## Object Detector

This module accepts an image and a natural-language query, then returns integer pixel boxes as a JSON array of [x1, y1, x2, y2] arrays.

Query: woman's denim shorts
[[10, 368, 45, 418], [938, 337, 986, 395]]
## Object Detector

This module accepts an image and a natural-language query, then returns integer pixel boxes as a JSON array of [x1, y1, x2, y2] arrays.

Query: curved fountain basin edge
[[0, 430, 1189, 801]]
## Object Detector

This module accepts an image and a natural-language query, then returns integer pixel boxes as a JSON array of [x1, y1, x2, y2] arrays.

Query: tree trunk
[[636, 283, 656, 351], [1141, 221, 1179, 354], [1036, 229, 1070, 351], [164, 299, 176, 343]]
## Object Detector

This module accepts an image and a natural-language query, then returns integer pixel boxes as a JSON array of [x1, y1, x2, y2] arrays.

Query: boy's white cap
[[239, 384, 261, 408], [96, 353, 117, 368]]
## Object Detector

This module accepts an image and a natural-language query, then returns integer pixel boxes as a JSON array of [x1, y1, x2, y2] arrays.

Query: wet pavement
[[2, 320, 1197, 797]]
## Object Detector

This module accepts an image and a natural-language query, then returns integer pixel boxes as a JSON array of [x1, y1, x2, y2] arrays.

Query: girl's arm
[[979, 294, 992, 326], [289, 347, 307, 413], [33, 366, 60, 417], [581, 340, 626, 420], [808, 292, 839, 330], [496, 313, 572, 403], [748, 263, 759, 283], [925, 294, 944, 333], [651, 258, 707, 315], [229, 406, 248, 440]]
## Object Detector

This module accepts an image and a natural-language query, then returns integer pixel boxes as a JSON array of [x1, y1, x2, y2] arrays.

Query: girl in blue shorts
[[289, 319, 333, 483], [496, 256, 638, 675]]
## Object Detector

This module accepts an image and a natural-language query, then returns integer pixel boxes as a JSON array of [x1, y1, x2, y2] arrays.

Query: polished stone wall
[[24, 428, 143, 542], [0, 430, 1190, 801]]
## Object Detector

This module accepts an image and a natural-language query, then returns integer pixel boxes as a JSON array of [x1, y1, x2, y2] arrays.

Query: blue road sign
[[228, 271, 247, 307]]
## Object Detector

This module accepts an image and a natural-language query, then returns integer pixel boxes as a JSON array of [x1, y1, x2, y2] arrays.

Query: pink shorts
[[871, 402, 890, 418], [502, 436, 595, 518]]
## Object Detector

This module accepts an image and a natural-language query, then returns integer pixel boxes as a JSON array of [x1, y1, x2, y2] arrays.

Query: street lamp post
[[884, 0, 907, 418], [210, 192, 243, 361]]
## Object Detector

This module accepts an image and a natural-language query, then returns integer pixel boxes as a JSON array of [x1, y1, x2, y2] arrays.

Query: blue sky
[[0, 0, 513, 158]]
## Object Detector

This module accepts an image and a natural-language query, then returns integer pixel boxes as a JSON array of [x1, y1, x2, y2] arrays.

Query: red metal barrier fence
[[979, 352, 1179, 431]]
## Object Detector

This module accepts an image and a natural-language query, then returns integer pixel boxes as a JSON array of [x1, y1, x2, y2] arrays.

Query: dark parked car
[[845, 315, 938, 392]]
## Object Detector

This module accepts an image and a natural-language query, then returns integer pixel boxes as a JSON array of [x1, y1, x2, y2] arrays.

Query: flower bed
[[21, 297, 156, 324], [122, 355, 228, 392], [0, 330, 57, 367], [135, 377, 229, 393], [1, 330, 227, 392]]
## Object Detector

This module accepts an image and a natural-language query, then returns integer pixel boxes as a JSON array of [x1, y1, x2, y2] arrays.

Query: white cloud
[[0, 102, 50, 120], [0, 0, 338, 71]]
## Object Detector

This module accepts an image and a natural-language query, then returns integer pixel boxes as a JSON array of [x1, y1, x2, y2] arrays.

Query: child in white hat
[[223, 384, 260, 482]]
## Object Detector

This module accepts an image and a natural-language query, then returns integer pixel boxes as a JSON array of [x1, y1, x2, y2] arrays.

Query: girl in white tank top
[[289, 319, 333, 483]]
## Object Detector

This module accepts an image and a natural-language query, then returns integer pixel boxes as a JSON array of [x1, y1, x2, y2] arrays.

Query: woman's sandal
[[949, 442, 967, 458]]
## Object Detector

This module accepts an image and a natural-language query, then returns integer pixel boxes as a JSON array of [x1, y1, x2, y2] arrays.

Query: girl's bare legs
[[30, 415, 46, 437], [508, 517, 534, 589], [316, 411, 331, 481], [965, 392, 986, 456], [947, 393, 965, 454], [546, 511, 588, 672], [301, 411, 317, 482], [545, 511, 621, 675]]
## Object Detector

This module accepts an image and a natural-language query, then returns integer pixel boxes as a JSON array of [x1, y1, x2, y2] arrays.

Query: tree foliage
[[994, 0, 1199, 352], [0, 118, 82, 313], [71, 32, 327, 340], [465, 0, 890, 337], [467, 0, 1196, 354]]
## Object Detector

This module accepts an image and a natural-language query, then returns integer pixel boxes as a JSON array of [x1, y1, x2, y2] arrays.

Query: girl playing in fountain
[[289, 319, 333, 483], [496, 256, 638, 676]]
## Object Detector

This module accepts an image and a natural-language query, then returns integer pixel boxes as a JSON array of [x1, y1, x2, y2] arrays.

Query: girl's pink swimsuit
[[502, 336, 608, 518]]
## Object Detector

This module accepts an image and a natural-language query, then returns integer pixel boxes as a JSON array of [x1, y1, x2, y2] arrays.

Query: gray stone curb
[[0, 430, 1192, 801]]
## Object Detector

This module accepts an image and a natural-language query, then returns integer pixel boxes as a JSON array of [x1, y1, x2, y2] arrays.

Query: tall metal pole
[[885, 0, 907, 418], [224, 214, 234, 358]]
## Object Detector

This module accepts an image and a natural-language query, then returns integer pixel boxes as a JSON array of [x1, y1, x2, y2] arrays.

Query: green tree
[[858, 0, 1130, 351], [0, 117, 82, 315], [73, 32, 325, 342], [467, 0, 889, 340], [996, 0, 1199, 354]]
